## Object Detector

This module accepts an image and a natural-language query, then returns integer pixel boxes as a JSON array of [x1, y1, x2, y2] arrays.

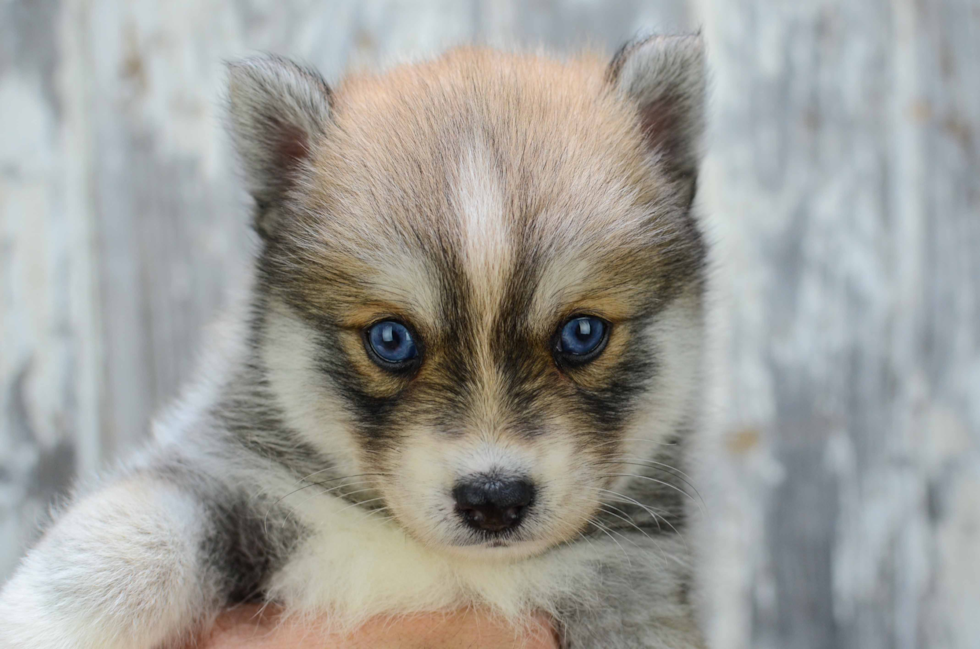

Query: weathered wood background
[[1, 1, 977, 647]]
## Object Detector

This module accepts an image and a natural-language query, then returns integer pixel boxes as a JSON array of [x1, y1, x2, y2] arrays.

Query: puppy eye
[[365, 320, 419, 369], [555, 315, 609, 365]]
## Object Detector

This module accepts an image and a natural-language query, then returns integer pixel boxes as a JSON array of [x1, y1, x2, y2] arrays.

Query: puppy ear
[[608, 34, 706, 188], [226, 55, 332, 237]]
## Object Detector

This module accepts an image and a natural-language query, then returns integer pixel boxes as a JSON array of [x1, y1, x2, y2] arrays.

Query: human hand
[[196, 604, 560, 649]]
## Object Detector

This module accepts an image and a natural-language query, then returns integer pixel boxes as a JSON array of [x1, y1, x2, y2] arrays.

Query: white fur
[[268, 487, 607, 630], [0, 480, 212, 649], [387, 425, 596, 556], [453, 141, 511, 310], [618, 289, 705, 486], [256, 289, 705, 630], [262, 297, 365, 480], [0, 40, 710, 648]]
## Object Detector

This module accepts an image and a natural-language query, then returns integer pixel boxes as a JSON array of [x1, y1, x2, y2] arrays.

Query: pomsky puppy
[[0, 34, 709, 649]]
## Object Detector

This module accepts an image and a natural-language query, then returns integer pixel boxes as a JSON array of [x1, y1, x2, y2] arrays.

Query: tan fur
[[1, 40, 709, 648], [257, 47, 706, 557], [283, 48, 684, 313]]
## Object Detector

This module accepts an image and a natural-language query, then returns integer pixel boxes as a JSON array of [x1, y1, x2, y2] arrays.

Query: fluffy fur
[[0, 35, 709, 649]]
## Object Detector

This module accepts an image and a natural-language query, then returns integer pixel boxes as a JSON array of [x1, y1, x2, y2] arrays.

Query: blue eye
[[557, 316, 608, 361], [366, 320, 419, 366]]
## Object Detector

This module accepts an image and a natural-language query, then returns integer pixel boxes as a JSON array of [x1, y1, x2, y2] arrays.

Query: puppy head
[[228, 37, 707, 558]]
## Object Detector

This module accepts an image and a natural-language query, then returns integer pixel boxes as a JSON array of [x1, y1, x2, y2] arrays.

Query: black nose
[[453, 476, 536, 534]]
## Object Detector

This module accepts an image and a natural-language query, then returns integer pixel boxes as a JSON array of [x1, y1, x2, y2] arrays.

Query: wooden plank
[[696, 0, 980, 647], [0, 0, 100, 580]]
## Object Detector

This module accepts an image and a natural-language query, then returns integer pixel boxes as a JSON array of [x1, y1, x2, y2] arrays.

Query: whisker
[[601, 488, 685, 538], [587, 517, 633, 569], [271, 472, 385, 510], [596, 487, 670, 535], [320, 485, 379, 505], [598, 503, 653, 541], [275, 478, 375, 509], [261, 472, 388, 508], [285, 479, 381, 516], [360, 506, 396, 525], [293, 466, 344, 485], [299, 471, 389, 489], [596, 459, 705, 507], [596, 456, 698, 486], [600, 473, 705, 518], [592, 437, 678, 449], [598, 504, 668, 568], [263, 478, 376, 535], [561, 525, 610, 582], [335, 496, 388, 517]]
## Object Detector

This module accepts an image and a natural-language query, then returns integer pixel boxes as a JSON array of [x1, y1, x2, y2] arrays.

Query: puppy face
[[229, 39, 707, 558]]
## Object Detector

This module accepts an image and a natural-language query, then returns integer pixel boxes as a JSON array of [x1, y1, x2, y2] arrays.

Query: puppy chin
[[438, 535, 557, 562]]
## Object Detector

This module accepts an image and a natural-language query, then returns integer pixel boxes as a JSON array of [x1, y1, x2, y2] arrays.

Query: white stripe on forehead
[[452, 142, 512, 314]]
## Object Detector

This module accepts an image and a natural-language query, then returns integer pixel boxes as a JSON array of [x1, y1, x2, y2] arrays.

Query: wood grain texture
[[1, 1, 977, 647], [696, 0, 980, 647]]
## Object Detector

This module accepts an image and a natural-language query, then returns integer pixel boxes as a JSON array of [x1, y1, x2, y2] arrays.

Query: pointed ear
[[608, 34, 706, 189], [226, 54, 332, 237]]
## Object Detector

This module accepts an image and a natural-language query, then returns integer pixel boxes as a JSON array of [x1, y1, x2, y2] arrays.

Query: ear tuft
[[226, 54, 332, 236], [608, 34, 706, 185]]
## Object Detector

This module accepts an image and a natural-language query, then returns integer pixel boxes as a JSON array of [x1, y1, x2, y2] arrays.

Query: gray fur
[[560, 427, 705, 648], [0, 37, 709, 649], [226, 54, 332, 236], [609, 34, 706, 205]]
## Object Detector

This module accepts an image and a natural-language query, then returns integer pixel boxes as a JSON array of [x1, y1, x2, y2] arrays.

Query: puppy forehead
[[301, 49, 665, 322]]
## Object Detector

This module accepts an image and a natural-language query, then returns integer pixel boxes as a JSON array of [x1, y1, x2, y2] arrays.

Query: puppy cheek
[[528, 431, 605, 542], [381, 431, 458, 543]]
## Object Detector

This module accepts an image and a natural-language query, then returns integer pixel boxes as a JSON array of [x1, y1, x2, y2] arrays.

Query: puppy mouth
[[395, 503, 546, 555], [439, 532, 559, 561], [454, 527, 529, 548], [443, 509, 559, 556]]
